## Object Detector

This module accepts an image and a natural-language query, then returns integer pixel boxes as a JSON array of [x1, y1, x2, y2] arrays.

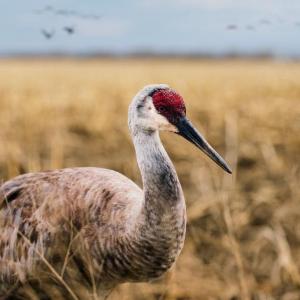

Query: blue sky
[[1, 0, 300, 56]]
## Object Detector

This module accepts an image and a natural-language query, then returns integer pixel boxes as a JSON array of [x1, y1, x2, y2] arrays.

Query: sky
[[1, 0, 300, 57]]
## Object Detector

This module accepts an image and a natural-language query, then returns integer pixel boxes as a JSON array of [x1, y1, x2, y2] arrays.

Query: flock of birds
[[36, 6, 300, 40], [226, 17, 300, 31], [34, 5, 102, 39], [41, 26, 75, 39]]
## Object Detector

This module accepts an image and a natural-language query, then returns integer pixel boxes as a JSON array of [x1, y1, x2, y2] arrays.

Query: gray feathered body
[[0, 137, 186, 298], [0, 85, 187, 299]]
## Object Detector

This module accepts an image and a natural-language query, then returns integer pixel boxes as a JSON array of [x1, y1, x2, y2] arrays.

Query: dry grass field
[[0, 58, 299, 299]]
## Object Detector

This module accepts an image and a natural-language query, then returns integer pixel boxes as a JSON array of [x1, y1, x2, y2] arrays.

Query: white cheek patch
[[139, 97, 178, 132]]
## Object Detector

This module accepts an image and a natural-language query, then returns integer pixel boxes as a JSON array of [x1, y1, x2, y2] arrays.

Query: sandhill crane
[[41, 28, 55, 39], [226, 24, 238, 30], [0, 84, 231, 299], [63, 26, 75, 35]]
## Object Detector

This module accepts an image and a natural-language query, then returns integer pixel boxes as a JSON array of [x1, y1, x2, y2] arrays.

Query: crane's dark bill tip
[[176, 117, 232, 174], [224, 165, 233, 174]]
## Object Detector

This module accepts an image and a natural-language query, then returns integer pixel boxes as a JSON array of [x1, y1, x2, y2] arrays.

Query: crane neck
[[132, 129, 185, 214], [128, 127, 187, 280]]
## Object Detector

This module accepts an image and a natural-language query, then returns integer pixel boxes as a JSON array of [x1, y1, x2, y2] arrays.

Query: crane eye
[[158, 106, 168, 113]]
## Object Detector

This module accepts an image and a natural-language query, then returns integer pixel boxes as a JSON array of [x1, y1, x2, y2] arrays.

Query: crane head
[[129, 84, 232, 174]]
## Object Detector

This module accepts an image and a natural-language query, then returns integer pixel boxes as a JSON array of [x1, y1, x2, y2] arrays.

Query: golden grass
[[0, 58, 300, 299]]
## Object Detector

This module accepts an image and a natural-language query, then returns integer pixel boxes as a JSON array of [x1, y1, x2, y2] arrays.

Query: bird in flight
[[41, 29, 55, 39], [226, 24, 238, 30], [63, 26, 75, 35]]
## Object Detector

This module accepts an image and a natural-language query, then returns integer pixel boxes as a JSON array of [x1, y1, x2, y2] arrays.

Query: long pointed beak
[[176, 117, 232, 174]]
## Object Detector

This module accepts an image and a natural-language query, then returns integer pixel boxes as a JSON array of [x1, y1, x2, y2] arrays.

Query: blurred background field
[[0, 58, 299, 299]]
